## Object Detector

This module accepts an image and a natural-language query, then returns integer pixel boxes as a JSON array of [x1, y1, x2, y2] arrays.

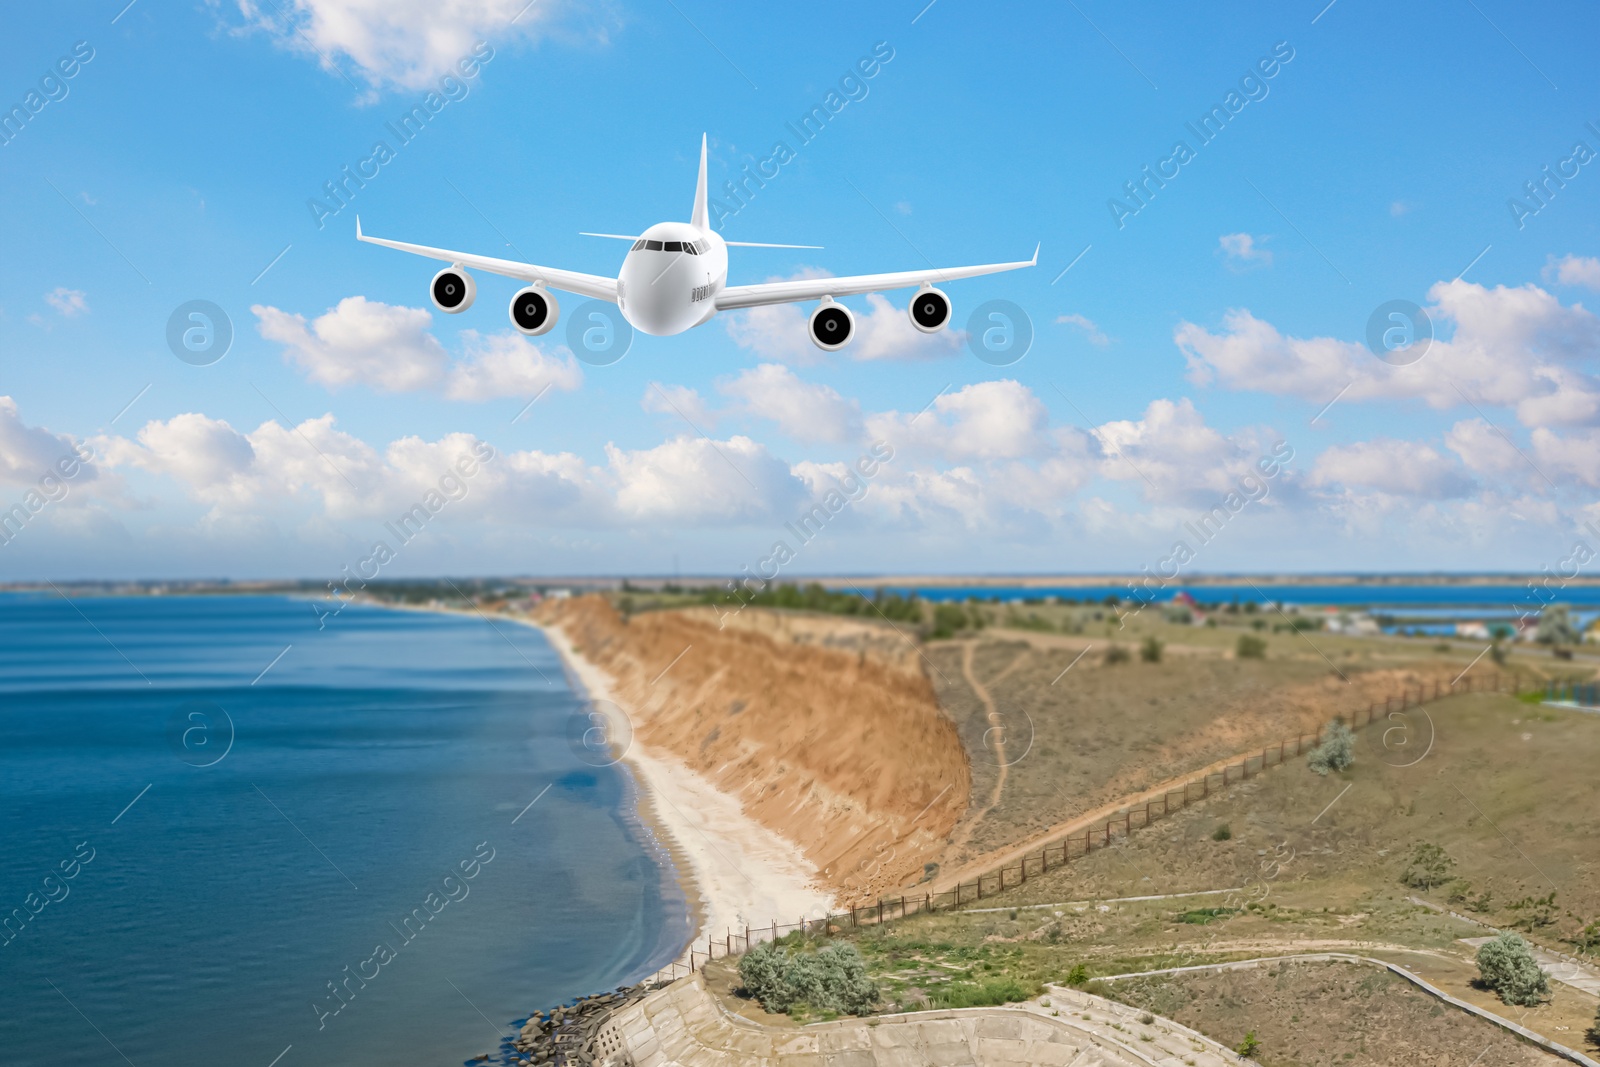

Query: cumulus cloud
[[1543, 254, 1600, 290], [443, 330, 583, 401], [0, 397, 93, 486], [642, 383, 716, 428], [868, 380, 1053, 462], [1310, 439, 1474, 499], [1177, 279, 1600, 427], [1056, 313, 1109, 346], [255, 299, 583, 401], [1093, 397, 1280, 504], [232, 0, 560, 91], [1218, 232, 1271, 267], [719, 364, 862, 444], [255, 297, 447, 392], [45, 288, 88, 317]]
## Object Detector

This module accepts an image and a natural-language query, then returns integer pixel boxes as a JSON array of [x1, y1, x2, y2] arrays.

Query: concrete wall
[[594, 974, 1241, 1067]]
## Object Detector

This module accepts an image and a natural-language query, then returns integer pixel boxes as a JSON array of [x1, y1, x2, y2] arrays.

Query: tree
[[1307, 720, 1355, 775], [1400, 843, 1455, 889], [1476, 932, 1550, 1006], [1236, 634, 1267, 659], [1536, 604, 1581, 655], [1140, 636, 1164, 663]]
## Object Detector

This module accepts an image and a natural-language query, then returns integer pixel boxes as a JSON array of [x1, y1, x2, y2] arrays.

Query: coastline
[[519, 615, 837, 963]]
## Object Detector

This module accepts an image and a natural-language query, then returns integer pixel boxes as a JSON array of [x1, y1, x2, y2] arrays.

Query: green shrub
[[738, 942, 793, 1011], [1475, 932, 1550, 1006], [1400, 843, 1455, 889], [1307, 720, 1355, 775], [737, 941, 879, 1015], [1065, 963, 1090, 986], [930, 602, 970, 640], [1212, 824, 1232, 841], [1236, 1030, 1261, 1058], [1104, 644, 1131, 665], [1236, 634, 1267, 659], [929, 977, 1038, 1008], [1587, 1002, 1600, 1047], [1140, 636, 1164, 663]]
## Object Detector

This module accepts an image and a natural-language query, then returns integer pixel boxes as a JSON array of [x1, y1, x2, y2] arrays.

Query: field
[[917, 602, 1571, 887]]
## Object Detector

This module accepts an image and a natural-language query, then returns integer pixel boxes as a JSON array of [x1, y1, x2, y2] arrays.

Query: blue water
[[884, 582, 1600, 611], [0, 594, 688, 1067]]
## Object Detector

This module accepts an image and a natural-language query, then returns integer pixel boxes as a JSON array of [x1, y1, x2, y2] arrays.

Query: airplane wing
[[714, 245, 1038, 311], [356, 219, 618, 303]]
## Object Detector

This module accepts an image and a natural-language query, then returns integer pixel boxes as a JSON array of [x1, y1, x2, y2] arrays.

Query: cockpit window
[[631, 239, 645, 251], [663, 241, 683, 252], [645, 239, 663, 251]]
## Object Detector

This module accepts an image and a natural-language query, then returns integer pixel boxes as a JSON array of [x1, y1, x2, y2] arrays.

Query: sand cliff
[[534, 596, 971, 904]]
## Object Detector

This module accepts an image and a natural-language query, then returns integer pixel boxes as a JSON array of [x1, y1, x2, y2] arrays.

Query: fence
[[647, 670, 1519, 984]]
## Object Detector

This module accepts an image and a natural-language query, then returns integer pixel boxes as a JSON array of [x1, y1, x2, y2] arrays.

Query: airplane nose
[[620, 253, 700, 336]]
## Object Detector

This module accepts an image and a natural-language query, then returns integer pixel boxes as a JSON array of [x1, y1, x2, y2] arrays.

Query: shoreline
[[517, 615, 837, 965]]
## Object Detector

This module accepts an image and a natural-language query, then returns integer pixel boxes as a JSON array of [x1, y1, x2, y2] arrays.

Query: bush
[[1587, 1002, 1600, 1048], [1236, 1030, 1261, 1058], [1140, 636, 1164, 663], [1307, 720, 1355, 775], [1236, 634, 1267, 659], [1212, 824, 1232, 841], [1476, 932, 1550, 1006], [1400, 843, 1455, 889], [930, 977, 1039, 1008], [738, 942, 793, 1012], [930, 602, 971, 640], [1104, 644, 1131, 665], [1065, 963, 1090, 986]]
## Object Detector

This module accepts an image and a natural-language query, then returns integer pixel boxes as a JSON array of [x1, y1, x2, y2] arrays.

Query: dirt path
[[941, 643, 1010, 862]]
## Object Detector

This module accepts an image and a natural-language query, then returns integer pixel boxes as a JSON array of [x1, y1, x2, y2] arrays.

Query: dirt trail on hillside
[[534, 597, 970, 904]]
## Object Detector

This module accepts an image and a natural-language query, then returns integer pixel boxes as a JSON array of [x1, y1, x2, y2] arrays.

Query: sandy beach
[[526, 617, 837, 961]]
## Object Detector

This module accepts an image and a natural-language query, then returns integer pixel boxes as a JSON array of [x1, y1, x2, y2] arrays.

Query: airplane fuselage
[[616, 221, 727, 336]]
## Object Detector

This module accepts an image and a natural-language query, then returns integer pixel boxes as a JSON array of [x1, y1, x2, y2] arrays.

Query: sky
[[2, 0, 1599, 581]]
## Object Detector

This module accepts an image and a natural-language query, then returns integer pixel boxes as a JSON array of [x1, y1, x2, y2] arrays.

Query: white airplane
[[356, 135, 1036, 351]]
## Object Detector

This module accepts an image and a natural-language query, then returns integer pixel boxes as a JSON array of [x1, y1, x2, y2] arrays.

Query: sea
[[0, 593, 688, 1067]]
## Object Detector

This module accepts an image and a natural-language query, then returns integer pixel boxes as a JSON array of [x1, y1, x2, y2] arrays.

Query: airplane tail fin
[[690, 133, 709, 230]]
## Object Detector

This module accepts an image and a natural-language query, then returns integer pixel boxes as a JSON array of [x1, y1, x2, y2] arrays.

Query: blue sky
[[2, 0, 1599, 580]]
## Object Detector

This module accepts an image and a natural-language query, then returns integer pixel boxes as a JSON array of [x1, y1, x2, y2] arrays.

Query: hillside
[[531, 596, 970, 902]]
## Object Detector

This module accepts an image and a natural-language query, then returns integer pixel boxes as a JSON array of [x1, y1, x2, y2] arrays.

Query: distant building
[[1326, 610, 1380, 636], [546, 588, 573, 599], [1455, 620, 1491, 640]]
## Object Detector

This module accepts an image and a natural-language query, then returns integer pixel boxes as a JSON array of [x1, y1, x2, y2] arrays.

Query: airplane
[[355, 135, 1036, 352]]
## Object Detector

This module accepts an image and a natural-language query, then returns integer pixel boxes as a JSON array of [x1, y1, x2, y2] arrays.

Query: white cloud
[[642, 383, 716, 428], [1445, 418, 1529, 480], [850, 293, 965, 361], [868, 380, 1052, 462], [1056, 313, 1109, 346], [1093, 397, 1277, 504], [0, 397, 93, 487], [1310, 439, 1474, 499], [1219, 232, 1272, 267], [256, 299, 583, 400], [45, 288, 88, 317], [1531, 427, 1600, 489], [233, 0, 559, 91], [605, 435, 808, 523], [442, 330, 583, 401], [1177, 279, 1600, 427], [255, 297, 447, 393], [719, 364, 862, 444], [1544, 254, 1600, 291]]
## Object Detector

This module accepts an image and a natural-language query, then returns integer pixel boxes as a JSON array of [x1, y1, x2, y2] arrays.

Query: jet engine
[[509, 285, 559, 336], [430, 266, 475, 313], [809, 298, 854, 351], [909, 286, 952, 333]]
